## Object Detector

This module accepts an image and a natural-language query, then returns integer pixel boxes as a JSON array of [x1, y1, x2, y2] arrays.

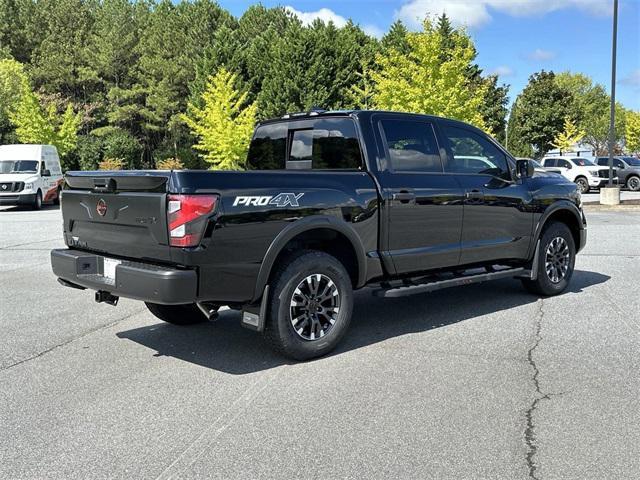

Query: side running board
[[372, 267, 530, 298]]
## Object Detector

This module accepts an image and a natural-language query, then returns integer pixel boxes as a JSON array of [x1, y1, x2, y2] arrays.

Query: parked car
[[595, 156, 640, 191], [51, 110, 586, 360], [541, 156, 616, 194], [0, 144, 63, 209]]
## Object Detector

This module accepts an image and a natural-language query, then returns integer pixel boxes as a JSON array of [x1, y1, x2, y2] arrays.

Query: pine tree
[[372, 18, 487, 130], [381, 20, 410, 54], [506, 98, 534, 158], [181, 69, 257, 170]]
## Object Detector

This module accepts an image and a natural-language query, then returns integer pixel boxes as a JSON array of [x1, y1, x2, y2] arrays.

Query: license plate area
[[102, 257, 121, 282]]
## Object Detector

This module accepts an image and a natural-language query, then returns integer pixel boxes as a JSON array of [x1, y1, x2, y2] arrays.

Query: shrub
[[98, 157, 124, 170], [156, 157, 184, 170]]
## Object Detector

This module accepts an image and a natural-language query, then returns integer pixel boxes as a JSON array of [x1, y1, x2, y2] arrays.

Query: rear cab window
[[247, 117, 363, 171]]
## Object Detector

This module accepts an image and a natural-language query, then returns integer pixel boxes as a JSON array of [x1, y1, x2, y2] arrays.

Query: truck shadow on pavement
[[116, 269, 610, 375]]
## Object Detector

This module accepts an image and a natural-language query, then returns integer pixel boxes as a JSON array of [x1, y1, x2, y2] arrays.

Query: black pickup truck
[[51, 110, 586, 360]]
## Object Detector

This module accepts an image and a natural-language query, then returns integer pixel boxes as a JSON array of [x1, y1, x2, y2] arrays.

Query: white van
[[0, 144, 63, 209]]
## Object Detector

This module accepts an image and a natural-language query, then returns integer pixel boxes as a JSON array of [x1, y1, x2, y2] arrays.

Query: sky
[[216, 0, 640, 110]]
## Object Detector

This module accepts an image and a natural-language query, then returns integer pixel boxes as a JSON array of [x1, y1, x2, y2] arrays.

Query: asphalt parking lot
[[1, 204, 639, 479]]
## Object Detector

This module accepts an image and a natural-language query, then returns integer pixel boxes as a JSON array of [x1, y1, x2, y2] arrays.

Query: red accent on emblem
[[96, 199, 107, 216]]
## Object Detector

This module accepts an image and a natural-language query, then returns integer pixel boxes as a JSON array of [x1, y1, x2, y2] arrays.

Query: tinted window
[[380, 120, 442, 172], [247, 123, 287, 170], [542, 158, 556, 167], [442, 125, 509, 178], [287, 118, 362, 170], [560, 160, 572, 169], [570, 158, 595, 166], [597, 158, 608, 166]]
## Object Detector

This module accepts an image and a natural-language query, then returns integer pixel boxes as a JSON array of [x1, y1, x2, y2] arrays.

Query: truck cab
[[51, 111, 587, 360]]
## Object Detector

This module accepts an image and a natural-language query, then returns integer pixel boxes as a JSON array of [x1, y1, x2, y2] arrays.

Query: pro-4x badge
[[233, 193, 304, 207]]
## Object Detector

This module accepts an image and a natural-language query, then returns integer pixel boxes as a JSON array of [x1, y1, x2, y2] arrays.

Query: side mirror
[[42, 169, 51, 177], [516, 159, 534, 179]]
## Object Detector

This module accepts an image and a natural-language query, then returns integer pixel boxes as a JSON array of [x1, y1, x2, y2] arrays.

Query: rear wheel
[[53, 186, 62, 205], [521, 221, 576, 296], [263, 250, 353, 361], [574, 176, 589, 194], [145, 303, 206, 325], [627, 175, 640, 192]]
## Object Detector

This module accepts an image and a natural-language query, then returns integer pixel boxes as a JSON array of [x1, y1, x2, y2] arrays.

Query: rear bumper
[[0, 193, 36, 205], [51, 248, 198, 305]]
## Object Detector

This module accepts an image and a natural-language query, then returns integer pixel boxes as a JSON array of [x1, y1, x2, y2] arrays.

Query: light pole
[[602, 0, 621, 205], [608, 0, 618, 188]]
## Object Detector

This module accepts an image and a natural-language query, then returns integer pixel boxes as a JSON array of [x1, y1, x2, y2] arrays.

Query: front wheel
[[574, 177, 589, 194], [627, 175, 640, 192], [263, 250, 353, 361], [521, 221, 576, 296], [145, 303, 206, 325], [32, 190, 42, 210]]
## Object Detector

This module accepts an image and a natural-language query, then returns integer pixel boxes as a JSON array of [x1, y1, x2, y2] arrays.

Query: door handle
[[392, 191, 415, 203], [465, 189, 484, 200]]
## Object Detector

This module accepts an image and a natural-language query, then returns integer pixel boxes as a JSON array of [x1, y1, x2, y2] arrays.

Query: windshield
[[0, 160, 39, 174], [570, 158, 595, 167], [623, 157, 640, 167]]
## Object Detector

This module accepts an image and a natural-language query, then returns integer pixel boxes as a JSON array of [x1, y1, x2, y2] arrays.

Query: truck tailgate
[[62, 172, 172, 262]]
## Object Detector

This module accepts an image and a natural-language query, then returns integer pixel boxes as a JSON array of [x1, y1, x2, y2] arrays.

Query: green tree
[[372, 18, 487, 130], [10, 89, 82, 162], [516, 71, 573, 157], [181, 69, 257, 170], [381, 20, 410, 54], [435, 13, 509, 141], [555, 72, 626, 155], [626, 110, 640, 154], [506, 98, 534, 158], [0, 58, 30, 142], [552, 117, 585, 154]]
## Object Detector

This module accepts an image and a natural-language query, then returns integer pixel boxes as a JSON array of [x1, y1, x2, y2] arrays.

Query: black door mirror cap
[[516, 159, 535, 179], [42, 169, 51, 177]]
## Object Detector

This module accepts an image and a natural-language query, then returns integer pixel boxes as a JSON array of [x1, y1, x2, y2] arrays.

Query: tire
[[521, 221, 576, 296], [627, 175, 640, 192], [53, 187, 62, 205], [574, 176, 589, 194], [263, 250, 354, 361], [33, 190, 42, 210], [145, 302, 206, 325]]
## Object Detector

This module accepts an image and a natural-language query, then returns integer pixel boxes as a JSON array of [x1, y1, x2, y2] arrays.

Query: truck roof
[[258, 109, 456, 126], [0, 144, 57, 161]]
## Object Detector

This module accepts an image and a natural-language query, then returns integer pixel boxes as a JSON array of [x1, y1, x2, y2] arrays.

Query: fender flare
[[252, 215, 368, 302], [528, 201, 584, 259]]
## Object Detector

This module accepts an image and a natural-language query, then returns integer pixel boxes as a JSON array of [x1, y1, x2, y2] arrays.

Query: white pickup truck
[[541, 156, 617, 194]]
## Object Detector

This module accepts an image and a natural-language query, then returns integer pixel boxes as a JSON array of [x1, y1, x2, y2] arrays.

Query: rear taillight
[[167, 194, 218, 247]]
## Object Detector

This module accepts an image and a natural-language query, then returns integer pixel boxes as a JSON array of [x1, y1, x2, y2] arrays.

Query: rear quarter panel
[[171, 170, 380, 303]]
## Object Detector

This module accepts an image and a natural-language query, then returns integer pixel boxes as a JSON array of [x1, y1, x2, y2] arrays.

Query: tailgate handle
[[92, 178, 117, 193]]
